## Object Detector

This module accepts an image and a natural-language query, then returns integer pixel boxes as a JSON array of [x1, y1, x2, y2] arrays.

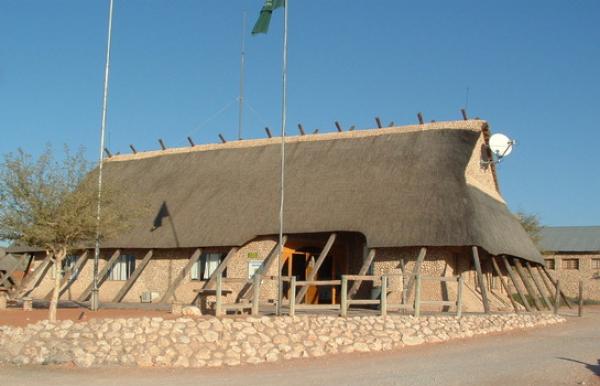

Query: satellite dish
[[489, 133, 514, 158]]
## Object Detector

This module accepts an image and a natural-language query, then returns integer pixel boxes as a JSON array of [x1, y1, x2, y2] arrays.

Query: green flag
[[252, 0, 285, 35]]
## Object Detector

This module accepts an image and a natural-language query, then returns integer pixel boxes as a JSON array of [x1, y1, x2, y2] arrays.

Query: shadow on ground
[[558, 357, 600, 377]]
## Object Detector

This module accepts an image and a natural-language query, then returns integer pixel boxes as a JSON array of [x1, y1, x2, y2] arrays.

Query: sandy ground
[[1, 307, 599, 386]]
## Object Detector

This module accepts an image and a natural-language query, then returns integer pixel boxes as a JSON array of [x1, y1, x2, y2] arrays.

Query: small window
[[191, 252, 224, 280], [545, 259, 555, 270], [561, 258, 579, 270], [592, 259, 600, 269], [109, 255, 136, 281]]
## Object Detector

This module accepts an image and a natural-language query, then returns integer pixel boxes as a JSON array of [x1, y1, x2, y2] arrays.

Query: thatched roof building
[[101, 119, 541, 264]]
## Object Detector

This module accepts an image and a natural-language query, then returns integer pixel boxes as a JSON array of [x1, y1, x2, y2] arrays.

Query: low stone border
[[0, 313, 564, 368]]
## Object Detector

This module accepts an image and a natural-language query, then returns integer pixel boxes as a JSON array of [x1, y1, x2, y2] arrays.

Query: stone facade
[[0, 313, 565, 368], [542, 253, 600, 301]]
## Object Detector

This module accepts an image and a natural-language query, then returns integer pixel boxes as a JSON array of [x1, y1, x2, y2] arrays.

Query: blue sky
[[0, 0, 598, 226]]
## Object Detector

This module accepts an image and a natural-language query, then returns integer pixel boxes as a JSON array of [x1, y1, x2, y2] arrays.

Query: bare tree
[[516, 211, 542, 245], [0, 146, 138, 321]]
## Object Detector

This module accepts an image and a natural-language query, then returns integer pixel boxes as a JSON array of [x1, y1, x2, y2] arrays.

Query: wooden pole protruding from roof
[[218, 134, 227, 143], [312, 128, 319, 134], [501, 255, 532, 312], [472, 246, 490, 313], [417, 112, 424, 125], [158, 139, 167, 150], [388, 121, 394, 127], [187, 136, 195, 147], [404, 247, 427, 301], [525, 261, 552, 309], [335, 121, 343, 132], [348, 125, 355, 131], [375, 117, 383, 128], [129, 145, 137, 154], [347, 249, 376, 300], [265, 127, 273, 138], [161, 248, 202, 303], [541, 266, 573, 308], [104, 148, 112, 158], [112, 249, 154, 303], [297, 124, 305, 135], [295, 233, 337, 303], [461, 108, 468, 120], [513, 258, 543, 311], [490, 256, 519, 312]]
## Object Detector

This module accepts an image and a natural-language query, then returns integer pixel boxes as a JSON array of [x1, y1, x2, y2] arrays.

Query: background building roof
[[538, 226, 600, 253]]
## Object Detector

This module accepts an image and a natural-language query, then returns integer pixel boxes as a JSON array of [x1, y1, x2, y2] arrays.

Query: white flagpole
[[238, 11, 246, 140], [276, 0, 289, 316], [91, 0, 115, 311]]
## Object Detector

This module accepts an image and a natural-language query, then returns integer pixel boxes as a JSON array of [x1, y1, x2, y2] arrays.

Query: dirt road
[[3, 308, 599, 386]]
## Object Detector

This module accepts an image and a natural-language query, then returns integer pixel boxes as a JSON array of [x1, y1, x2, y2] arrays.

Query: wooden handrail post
[[380, 275, 388, 317], [457, 274, 464, 318], [215, 273, 223, 317], [340, 275, 348, 317], [578, 280, 584, 317], [553, 279, 560, 315], [289, 276, 296, 317], [251, 273, 261, 316], [414, 274, 422, 318]]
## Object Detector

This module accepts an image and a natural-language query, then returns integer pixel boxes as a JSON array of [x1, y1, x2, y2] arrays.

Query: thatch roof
[[93, 119, 542, 264]]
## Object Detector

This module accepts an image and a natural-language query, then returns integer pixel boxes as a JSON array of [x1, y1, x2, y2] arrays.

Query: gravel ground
[[2, 307, 599, 386]]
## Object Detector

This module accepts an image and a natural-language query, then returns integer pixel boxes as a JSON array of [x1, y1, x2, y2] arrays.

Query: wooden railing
[[413, 274, 464, 318]]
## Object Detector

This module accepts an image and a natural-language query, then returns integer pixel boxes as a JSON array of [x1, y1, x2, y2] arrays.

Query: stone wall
[[543, 253, 600, 301], [0, 313, 565, 368]]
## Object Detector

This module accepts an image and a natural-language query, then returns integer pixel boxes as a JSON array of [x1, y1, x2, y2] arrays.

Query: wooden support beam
[[388, 121, 394, 127], [456, 274, 464, 317], [203, 247, 239, 290], [348, 125, 355, 131], [490, 256, 519, 312], [295, 233, 337, 303], [335, 121, 343, 132], [404, 247, 427, 301], [237, 237, 287, 301], [187, 136, 195, 147], [541, 266, 573, 308], [78, 249, 121, 302], [414, 274, 422, 317], [340, 276, 348, 317], [265, 127, 273, 138], [312, 128, 319, 134], [417, 112, 424, 124], [43, 250, 90, 300], [461, 108, 468, 120], [375, 117, 383, 128], [112, 250, 154, 303], [513, 258, 543, 311], [289, 276, 296, 317], [501, 255, 532, 312], [578, 280, 584, 317], [251, 273, 261, 316], [297, 124, 305, 135], [347, 249, 376, 299], [129, 144, 137, 154], [161, 248, 202, 303], [158, 139, 167, 150], [525, 261, 552, 309], [16, 253, 53, 297], [554, 279, 560, 314], [472, 246, 490, 313], [218, 133, 227, 143], [104, 148, 112, 158], [537, 265, 555, 297]]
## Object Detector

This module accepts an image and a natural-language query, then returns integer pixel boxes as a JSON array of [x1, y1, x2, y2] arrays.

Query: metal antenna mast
[[238, 11, 247, 140], [91, 0, 115, 311]]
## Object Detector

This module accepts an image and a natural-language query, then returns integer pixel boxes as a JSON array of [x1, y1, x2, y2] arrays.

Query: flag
[[252, 0, 285, 35]]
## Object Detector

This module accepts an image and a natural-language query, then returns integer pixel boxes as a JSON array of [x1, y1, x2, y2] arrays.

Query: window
[[561, 258, 579, 270], [108, 255, 136, 281], [50, 255, 79, 279], [191, 252, 224, 280], [592, 259, 600, 269], [545, 259, 555, 270]]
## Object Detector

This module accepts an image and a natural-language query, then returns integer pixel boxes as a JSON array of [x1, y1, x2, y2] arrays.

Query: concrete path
[[3, 307, 599, 386]]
